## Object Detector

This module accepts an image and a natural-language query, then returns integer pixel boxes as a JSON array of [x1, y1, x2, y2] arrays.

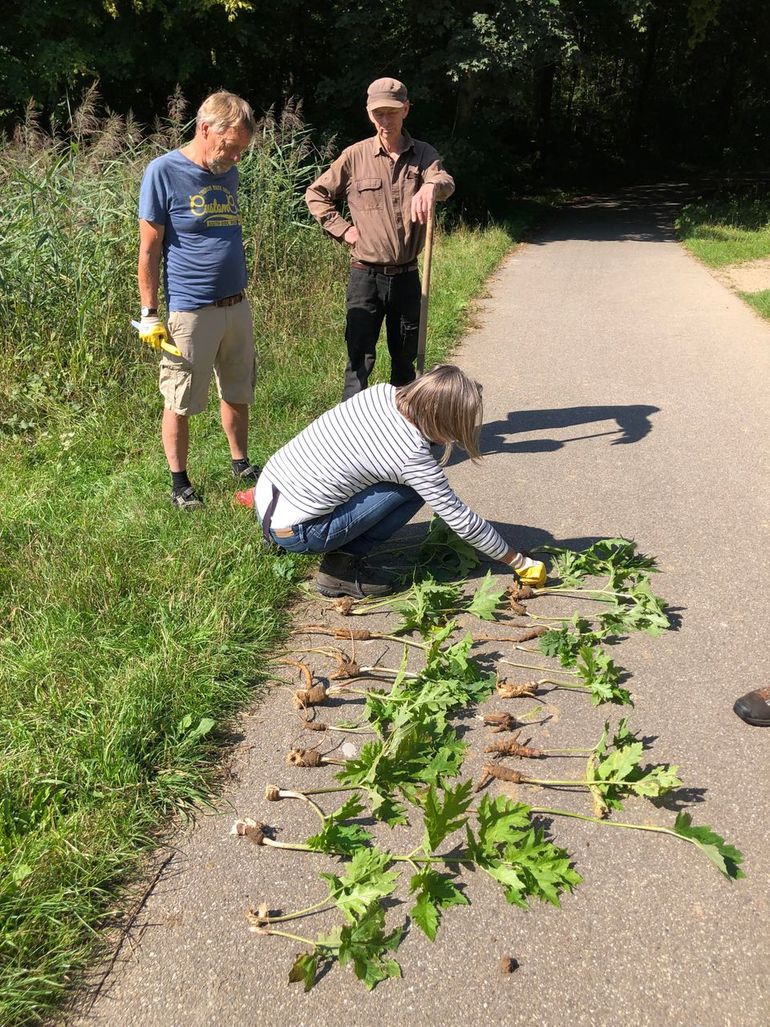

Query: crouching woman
[[243, 364, 546, 598]]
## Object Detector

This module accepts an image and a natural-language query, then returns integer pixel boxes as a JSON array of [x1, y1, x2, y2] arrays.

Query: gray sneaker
[[316, 551, 394, 598]]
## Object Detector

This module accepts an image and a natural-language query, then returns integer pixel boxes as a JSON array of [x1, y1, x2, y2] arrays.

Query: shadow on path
[[481, 403, 660, 454], [529, 181, 703, 246]]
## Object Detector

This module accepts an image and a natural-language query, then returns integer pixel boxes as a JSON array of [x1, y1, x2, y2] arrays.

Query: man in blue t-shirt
[[138, 90, 261, 508]]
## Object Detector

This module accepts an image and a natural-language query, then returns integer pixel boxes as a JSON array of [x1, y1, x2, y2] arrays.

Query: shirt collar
[[371, 129, 415, 156]]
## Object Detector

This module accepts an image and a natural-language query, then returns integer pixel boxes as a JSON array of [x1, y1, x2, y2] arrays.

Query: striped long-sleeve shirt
[[255, 383, 508, 561]]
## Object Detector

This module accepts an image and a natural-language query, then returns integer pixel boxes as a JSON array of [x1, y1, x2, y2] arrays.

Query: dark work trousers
[[343, 266, 421, 400]]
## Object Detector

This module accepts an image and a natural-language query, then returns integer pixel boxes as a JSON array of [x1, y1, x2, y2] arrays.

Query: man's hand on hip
[[411, 183, 436, 224], [344, 225, 359, 246]]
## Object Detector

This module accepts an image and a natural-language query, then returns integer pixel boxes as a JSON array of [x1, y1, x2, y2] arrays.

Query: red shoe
[[235, 488, 255, 509]]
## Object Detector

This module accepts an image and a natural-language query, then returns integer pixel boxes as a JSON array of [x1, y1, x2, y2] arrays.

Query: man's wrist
[[140, 306, 158, 317]]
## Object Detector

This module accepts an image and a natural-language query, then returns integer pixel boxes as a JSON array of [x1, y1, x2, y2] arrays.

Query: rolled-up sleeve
[[305, 155, 352, 241], [422, 154, 455, 203]]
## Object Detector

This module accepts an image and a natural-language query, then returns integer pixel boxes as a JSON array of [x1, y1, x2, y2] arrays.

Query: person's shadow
[[471, 404, 660, 458]]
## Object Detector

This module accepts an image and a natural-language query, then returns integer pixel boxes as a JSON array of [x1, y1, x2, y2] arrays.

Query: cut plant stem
[[263, 786, 326, 823], [529, 805, 718, 859], [499, 658, 576, 676], [253, 897, 336, 924]]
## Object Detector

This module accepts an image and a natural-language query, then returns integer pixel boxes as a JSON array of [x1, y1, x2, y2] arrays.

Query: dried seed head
[[292, 683, 329, 709], [287, 747, 324, 767], [264, 785, 281, 801], [484, 711, 518, 733], [591, 787, 609, 819], [500, 956, 520, 974], [496, 678, 537, 699], [332, 597, 355, 615]]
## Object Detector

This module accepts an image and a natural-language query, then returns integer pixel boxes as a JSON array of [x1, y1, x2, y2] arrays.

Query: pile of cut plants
[[231, 526, 744, 991]]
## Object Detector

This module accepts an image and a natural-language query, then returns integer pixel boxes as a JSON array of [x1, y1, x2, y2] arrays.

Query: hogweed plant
[[236, 537, 744, 991]]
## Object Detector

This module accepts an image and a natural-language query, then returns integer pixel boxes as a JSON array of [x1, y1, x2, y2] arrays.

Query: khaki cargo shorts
[[159, 299, 256, 416]]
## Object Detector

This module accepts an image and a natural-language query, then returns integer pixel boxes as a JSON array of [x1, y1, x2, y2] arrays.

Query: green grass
[[0, 100, 548, 1025], [740, 289, 770, 321], [676, 193, 770, 267]]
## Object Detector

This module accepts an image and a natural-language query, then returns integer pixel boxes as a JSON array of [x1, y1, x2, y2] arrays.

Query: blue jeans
[[271, 484, 424, 556]]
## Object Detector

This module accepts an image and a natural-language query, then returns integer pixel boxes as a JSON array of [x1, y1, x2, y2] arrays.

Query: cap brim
[[366, 99, 405, 110]]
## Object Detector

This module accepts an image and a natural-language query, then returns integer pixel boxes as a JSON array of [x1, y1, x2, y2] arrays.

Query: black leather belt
[[350, 261, 418, 276], [212, 292, 244, 307]]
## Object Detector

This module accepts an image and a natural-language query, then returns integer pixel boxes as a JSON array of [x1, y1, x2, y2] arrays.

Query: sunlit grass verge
[[740, 289, 770, 322], [0, 94, 547, 1026], [676, 193, 770, 267]]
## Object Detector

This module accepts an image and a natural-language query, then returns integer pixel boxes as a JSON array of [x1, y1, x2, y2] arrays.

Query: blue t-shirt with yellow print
[[138, 149, 247, 311]]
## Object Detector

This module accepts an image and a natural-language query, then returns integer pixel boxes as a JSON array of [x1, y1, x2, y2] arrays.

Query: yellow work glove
[[513, 556, 547, 589], [131, 317, 181, 357]]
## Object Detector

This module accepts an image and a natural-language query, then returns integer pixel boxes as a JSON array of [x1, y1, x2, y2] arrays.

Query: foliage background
[[3, 1, 769, 207]]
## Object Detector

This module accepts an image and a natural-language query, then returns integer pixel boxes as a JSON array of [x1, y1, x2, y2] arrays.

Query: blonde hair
[[196, 91, 256, 136], [395, 365, 484, 464]]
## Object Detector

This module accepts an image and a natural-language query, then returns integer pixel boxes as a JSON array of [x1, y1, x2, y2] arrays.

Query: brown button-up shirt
[[305, 130, 455, 266]]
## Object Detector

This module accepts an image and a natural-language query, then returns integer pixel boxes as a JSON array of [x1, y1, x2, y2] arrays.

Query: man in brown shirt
[[305, 77, 455, 398]]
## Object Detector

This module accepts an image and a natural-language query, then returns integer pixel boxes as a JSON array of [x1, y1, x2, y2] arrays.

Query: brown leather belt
[[212, 292, 244, 307], [350, 261, 418, 276], [272, 527, 296, 537]]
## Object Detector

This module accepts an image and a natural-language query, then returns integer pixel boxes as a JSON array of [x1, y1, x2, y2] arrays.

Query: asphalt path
[[70, 186, 770, 1027]]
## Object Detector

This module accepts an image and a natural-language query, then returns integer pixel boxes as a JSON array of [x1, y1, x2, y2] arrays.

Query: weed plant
[[0, 91, 543, 1024]]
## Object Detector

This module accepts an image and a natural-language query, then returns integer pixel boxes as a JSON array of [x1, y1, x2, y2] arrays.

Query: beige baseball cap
[[366, 78, 408, 110]]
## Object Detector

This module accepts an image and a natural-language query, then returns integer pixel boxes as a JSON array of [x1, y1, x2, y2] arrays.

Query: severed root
[[230, 818, 266, 844], [484, 712, 519, 733], [277, 657, 313, 689], [496, 678, 537, 699], [508, 584, 536, 601], [298, 624, 374, 640], [287, 748, 324, 767], [332, 597, 355, 616], [301, 716, 328, 732], [292, 683, 329, 709], [246, 903, 270, 929], [509, 598, 527, 616], [514, 627, 547, 642], [484, 734, 543, 759], [329, 652, 361, 679], [475, 763, 524, 791], [286, 747, 345, 767]]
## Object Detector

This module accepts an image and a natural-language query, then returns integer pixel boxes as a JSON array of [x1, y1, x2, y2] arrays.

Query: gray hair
[[196, 91, 256, 136]]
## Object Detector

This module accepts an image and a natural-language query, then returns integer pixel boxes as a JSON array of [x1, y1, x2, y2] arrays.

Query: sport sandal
[[232, 463, 261, 483], [171, 485, 204, 509]]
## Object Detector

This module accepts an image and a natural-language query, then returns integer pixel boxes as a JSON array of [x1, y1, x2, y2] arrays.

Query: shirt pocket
[[353, 177, 383, 210], [403, 166, 423, 204]]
